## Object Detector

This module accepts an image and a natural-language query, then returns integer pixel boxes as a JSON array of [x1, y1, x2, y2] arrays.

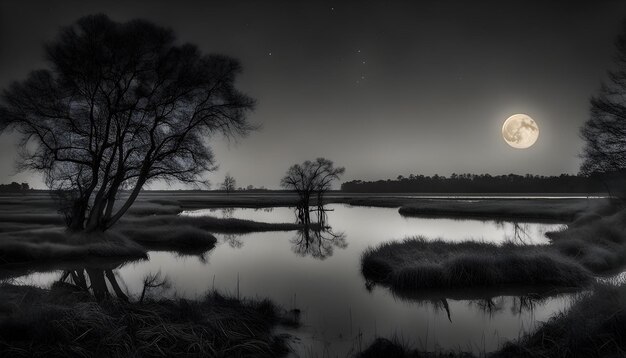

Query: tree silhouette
[[280, 158, 344, 225], [580, 20, 626, 196], [0, 15, 255, 231], [220, 173, 236, 194]]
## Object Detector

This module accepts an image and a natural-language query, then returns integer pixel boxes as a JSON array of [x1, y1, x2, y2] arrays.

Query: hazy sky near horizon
[[1, 0, 625, 189]]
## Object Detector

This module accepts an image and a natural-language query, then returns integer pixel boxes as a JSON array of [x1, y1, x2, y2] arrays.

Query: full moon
[[502, 114, 539, 149]]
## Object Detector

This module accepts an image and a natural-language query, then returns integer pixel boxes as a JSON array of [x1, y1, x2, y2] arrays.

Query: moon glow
[[502, 114, 539, 149]]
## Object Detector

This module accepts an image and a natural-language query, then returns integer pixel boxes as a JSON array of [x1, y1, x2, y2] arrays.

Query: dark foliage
[[580, 20, 626, 177], [0, 182, 30, 193]]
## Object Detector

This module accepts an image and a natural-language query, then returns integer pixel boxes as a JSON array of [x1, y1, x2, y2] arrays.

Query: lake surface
[[14, 204, 576, 357]]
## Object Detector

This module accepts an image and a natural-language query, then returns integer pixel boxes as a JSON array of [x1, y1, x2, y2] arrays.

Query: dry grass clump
[[361, 238, 592, 291], [0, 282, 298, 357]]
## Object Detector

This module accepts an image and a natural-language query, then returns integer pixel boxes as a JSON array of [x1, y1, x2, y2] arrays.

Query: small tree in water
[[220, 173, 236, 195], [280, 158, 344, 225], [0, 15, 255, 231]]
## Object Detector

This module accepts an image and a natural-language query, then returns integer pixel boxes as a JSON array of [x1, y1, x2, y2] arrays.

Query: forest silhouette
[[341, 173, 614, 193]]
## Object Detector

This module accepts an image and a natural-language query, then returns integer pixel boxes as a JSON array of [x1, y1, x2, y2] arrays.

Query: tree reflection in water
[[496, 221, 565, 245], [290, 204, 347, 260], [221, 207, 235, 219], [216, 205, 348, 259], [57, 266, 170, 302], [366, 279, 571, 323], [511, 294, 545, 315], [495, 221, 533, 244], [223, 233, 244, 249], [470, 297, 505, 318], [59, 267, 130, 301]]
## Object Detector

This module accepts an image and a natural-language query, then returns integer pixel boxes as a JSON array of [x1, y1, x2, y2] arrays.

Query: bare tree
[[220, 173, 236, 194], [0, 15, 255, 231], [280, 158, 344, 225], [580, 20, 626, 197]]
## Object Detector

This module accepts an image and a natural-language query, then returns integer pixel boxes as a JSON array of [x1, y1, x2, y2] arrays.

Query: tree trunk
[[105, 270, 129, 302], [68, 200, 87, 231], [85, 197, 106, 232], [85, 269, 109, 301], [104, 174, 147, 230], [103, 184, 119, 223]]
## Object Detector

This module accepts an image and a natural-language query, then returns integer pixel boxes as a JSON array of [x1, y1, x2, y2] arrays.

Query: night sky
[[1, 0, 625, 189]]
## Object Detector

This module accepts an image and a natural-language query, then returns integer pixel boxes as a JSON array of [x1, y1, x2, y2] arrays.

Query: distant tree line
[[0, 182, 31, 193], [341, 173, 609, 193]]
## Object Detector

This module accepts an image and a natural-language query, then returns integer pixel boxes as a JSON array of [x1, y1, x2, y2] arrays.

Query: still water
[[15, 204, 572, 357]]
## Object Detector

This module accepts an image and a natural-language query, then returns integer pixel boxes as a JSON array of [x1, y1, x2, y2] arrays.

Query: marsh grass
[[0, 213, 64, 226], [0, 229, 147, 265], [361, 238, 592, 291], [548, 209, 626, 272], [121, 214, 317, 234], [398, 199, 602, 222], [0, 282, 299, 357], [0, 207, 314, 265], [0, 212, 308, 266], [117, 224, 218, 251]]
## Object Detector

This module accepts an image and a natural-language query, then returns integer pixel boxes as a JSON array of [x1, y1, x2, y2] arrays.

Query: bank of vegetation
[[361, 238, 593, 291], [0, 209, 314, 265], [0, 282, 299, 357], [398, 198, 607, 222], [364, 200, 626, 292]]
